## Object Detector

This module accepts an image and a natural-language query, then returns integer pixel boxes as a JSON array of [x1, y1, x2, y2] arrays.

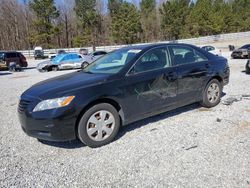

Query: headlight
[[33, 96, 75, 112]]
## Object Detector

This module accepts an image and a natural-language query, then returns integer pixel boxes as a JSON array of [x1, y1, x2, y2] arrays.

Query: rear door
[[168, 45, 210, 105]]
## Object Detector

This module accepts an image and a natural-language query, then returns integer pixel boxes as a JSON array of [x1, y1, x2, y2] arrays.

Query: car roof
[[4, 51, 20, 54], [120, 43, 198, 51]]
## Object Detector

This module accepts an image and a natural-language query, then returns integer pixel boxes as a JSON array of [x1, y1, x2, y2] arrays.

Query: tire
[[81, 61, 89, 69], [52, 66, 59, 71], [200, 79, 222, 108], [77, 103, 120, 148]]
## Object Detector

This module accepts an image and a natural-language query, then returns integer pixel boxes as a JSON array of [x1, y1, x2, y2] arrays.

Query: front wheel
[[200, 79, 222, 108], [77, 103, 120, 148]]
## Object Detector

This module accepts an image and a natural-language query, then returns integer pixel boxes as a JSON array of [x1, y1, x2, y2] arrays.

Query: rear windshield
[[5, 52, 17, 58]]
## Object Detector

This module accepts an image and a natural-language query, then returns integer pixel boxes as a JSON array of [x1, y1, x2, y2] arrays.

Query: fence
[[20, 31, 250, 57]]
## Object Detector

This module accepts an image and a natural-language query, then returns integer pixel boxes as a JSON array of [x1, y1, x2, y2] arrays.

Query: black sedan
[[231, 44, 250, 59], [18, 43, 230, 148]]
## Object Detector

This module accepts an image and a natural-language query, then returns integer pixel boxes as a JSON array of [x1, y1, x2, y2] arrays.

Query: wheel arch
[[210, 75, 223, 83], [202, 75, 223, 95]]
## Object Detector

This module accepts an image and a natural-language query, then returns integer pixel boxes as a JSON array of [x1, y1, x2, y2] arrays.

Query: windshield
[[84, 48, 141, 74]]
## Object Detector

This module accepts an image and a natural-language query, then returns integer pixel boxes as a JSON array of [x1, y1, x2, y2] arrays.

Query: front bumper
[[18, 99, 77, 142]]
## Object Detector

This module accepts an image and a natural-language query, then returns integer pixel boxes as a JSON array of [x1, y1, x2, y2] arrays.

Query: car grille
[[18, 100, 31, 113]]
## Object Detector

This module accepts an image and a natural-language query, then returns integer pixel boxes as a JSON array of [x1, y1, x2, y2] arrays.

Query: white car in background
[[80, 51, 107, 68], [200, 45, 222, 56]]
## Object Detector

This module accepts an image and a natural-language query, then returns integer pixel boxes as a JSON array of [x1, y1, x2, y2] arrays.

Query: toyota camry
[[18, 43, 230, 148]]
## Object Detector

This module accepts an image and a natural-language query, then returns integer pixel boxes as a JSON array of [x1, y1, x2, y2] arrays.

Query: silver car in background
[[80, 51, 107, 68]]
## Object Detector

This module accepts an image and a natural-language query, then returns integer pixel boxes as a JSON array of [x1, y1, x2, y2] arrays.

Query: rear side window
[[169, 45, 208, 66], [17, 53, 23, 58], [5, 52, 17, 58]]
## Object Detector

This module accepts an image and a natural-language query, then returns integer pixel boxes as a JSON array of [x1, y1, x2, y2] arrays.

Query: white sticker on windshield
[[128, 49, 141, 53]]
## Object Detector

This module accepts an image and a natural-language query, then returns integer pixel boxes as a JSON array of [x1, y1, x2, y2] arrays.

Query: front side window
[[169, 45, 208, 66], [132, 47, 170, 73]]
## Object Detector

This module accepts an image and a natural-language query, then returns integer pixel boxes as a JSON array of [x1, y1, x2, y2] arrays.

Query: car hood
[[22, 71, 110, 100]]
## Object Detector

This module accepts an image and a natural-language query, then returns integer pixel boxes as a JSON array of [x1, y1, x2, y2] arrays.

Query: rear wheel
[[77, 103, 120, 148], [201, 79, 222, 108]]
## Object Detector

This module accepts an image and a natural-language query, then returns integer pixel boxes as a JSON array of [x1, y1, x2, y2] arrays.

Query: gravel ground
[[0, 53, 249, 187]]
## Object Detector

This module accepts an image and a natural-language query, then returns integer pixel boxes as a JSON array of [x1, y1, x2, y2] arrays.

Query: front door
[[122, 47, 178, 122]]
